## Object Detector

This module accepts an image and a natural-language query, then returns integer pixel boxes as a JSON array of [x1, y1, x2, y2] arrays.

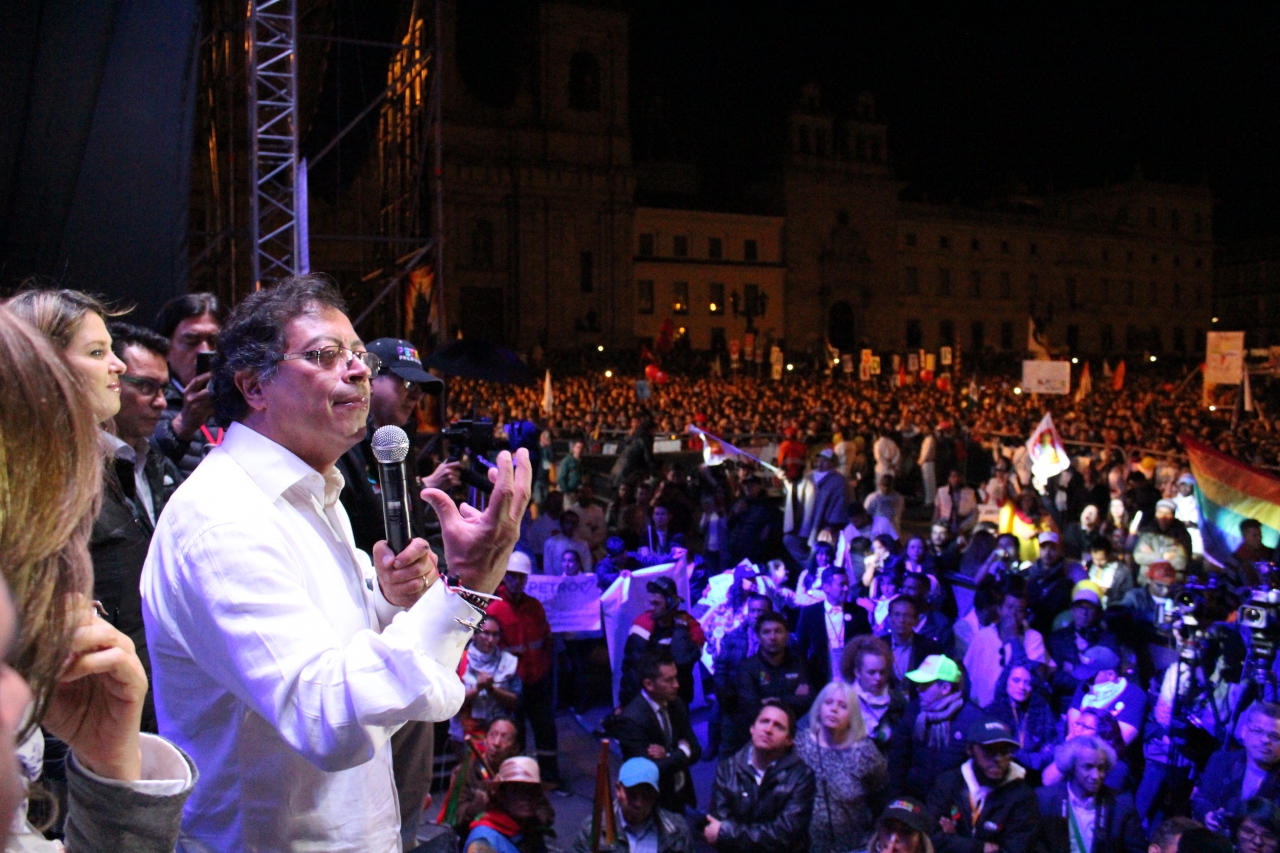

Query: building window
[[999, 271, 1012, 299], [568, 52, 601, 111], [969, 270, 982, 298], [637, 280, 654, 314], [1100, 278, 1111, 304], [1117, 206, 1129, 224], [906, 319, 923, 349], [673, 235, 688, 258], [671, 281, 689, 314], [1127, 251, 1135, 263], [1174, 327, 1186, 352], [1001, 240, 1011, 254], [1148, 207, 1158, 227], [905, 232, 917, 247], [1149, 281, 1159, 306], [708, 237, 722, 259], [709, 282, 725, 315], [1028, 273, 1040, 302], [905, 266, 920, 295], [1125, 280, 1136, 305], [1194, 283, 1203, 306], [1029, 242, 1038, 256], [638, 233, 654, 257], [579, 251, 593, 294], [1172, 281, 1181, 305], [971, 321, 985, 351], [1194, 212, 1203, 233], [970, 238, 980, 252], [939, 320, 955, 347], [743, 239, 758, 261], [743, 283, 763, 317], [1150, 326, 1162, 352], [1171, 210, 1180, 232], [938, 268, 952, 297], [1195, 257, 1203, 269], [1102, 249, 1110, 261], [1000, 321, 1014, 350], [1066, 277, 1077, 308], [1173, 256, 1181, 268], [470, 219, 495, 269], [1066, 324, 1079, 352], [939, 235, 950, 250], [1126, 324, 1140, 351], [1101, 325, 1114, 352], [1151, 254, 1159, 266]]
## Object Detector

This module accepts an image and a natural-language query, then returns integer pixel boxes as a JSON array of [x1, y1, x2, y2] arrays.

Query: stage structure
[[190, 0, 446, 342]]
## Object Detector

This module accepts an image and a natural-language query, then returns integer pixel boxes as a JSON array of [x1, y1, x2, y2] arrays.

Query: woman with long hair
[[983, 660, 1057, 781], [0, 304, 193, 851], [794, 680, 887, 853]]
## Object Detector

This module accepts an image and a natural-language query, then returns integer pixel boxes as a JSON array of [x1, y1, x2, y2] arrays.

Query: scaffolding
[[190, 0, 443, 337]]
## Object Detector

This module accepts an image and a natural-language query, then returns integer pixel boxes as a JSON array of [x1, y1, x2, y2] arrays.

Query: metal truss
[[246, 0, 300, 288]]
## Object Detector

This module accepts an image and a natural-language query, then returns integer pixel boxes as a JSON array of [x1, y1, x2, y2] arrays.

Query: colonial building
[[435, 0, 1214, 360], [1215, 238, 1280, 348]]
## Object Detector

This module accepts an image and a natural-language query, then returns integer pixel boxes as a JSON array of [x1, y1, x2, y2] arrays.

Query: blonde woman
[[795, 680, 888, 853], [0, 304, 194, 852]]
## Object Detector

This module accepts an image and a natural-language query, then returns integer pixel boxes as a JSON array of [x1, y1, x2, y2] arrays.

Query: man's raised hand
[[421, 448, 532, 595]]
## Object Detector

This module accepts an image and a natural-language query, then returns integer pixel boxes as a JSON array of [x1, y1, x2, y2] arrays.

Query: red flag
[[1111, 359, 1126, 391]]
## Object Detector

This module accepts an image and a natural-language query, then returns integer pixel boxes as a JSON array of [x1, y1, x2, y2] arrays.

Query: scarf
[[855, 681, 892, 729], [1082, 677, 1127, 712], [471, 810, 522, 838], [915, 689, 965, 749], [467, 644, 503, 674]]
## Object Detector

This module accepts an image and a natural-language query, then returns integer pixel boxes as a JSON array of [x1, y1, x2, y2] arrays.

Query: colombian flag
[[1184, 436, 1280, 563]]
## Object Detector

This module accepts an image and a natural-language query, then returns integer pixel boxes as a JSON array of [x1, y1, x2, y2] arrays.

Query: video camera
[[1239, 578, 1280, 687], [439, 418, 502, 494]]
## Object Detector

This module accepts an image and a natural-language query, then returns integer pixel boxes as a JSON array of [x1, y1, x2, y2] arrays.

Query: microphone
[[371, 425, 412, 554]]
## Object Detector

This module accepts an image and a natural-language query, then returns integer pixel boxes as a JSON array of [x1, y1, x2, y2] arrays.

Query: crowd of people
[[0, 277, 1277, 853]]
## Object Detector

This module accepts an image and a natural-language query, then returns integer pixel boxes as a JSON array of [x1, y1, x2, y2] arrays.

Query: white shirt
[[824, 599, 847, 679], [141, 422, 476, 853], [1067, 784, 1097, 853], [962, 623, 1048, 708]]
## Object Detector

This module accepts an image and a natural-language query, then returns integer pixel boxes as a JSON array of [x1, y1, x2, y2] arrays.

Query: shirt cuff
[[70, 734, 193, 797], [372, 572, 408, 629], [396, 579, 479, 667]]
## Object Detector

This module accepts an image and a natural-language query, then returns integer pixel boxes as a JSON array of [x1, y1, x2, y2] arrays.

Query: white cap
[[506, 551, 532, 575], [495, 756, 541, 784], [1037, 531, 1060, 544]]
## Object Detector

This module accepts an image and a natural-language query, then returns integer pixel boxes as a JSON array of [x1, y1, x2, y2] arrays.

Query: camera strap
[[201, 424, 225, 446]]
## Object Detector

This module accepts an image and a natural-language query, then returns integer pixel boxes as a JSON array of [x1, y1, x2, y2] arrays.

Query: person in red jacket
[[486, 552, 560, 787], [619, 576, 706, 708]]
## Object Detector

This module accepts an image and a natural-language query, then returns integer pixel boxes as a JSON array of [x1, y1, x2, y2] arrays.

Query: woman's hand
[[42, 599, 146, 781]]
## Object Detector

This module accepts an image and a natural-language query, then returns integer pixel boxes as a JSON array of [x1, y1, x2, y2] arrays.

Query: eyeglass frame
[[119, 374, 169, 398], [376, 370, 422, 392], [277, 346, 381, 374]]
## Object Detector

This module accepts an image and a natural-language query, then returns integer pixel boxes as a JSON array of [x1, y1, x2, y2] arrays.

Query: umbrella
[[423, 338, 535, 385]]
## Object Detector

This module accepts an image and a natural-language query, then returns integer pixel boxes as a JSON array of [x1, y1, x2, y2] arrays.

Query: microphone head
[[371, 425, 411, 464]]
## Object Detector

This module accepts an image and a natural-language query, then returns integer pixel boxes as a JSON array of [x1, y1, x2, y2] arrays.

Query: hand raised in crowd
[[420, 460, 463, 493], [421, 448, 532, 595], [171, 371, 215, 440], [42, 596, 147, 782], [373, 537, 440, 608]]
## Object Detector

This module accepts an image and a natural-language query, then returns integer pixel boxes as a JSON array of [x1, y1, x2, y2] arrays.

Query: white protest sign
[[524, 573, 602, 633], [600, 561, 690, 707], [1021, 360, 1071, 395]]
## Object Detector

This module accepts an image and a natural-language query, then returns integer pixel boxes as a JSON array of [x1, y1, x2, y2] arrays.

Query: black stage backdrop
[[0, 0, 200, 323]]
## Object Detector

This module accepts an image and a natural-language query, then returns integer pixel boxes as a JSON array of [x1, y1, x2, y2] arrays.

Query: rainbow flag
[[1184, 436, 1280, 563]]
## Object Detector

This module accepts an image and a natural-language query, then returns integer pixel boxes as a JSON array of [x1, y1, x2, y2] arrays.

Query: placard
[[653, 439, 683, 453], [907, 353, 919, 372], [861, 349, 873, 365], [841, 354, 854, 374], [925, 353, 936, 372], [870, 356, 881, 375], [940, 346, 952, 366], [525, 574, 602, 633], [1205, 331, 1246, 386], [859, 362, 871, 381], [1021, 360, 1071, 395]]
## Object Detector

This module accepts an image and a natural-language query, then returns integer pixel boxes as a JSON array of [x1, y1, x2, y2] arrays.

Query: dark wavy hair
[[209, 274, 347, 426]]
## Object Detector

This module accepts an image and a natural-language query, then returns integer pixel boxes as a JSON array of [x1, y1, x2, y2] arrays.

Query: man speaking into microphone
[[141, 275, 532, 853]]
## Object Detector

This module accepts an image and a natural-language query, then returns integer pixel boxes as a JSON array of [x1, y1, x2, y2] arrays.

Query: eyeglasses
[[378, 373, 419, 392], [278, 346, 380, 374], [120, 375, 167, 398]]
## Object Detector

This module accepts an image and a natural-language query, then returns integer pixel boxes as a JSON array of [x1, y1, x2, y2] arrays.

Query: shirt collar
[[641, 689, 666, 714], [101, 430, 135, 463], [222, 421, 342, 506]]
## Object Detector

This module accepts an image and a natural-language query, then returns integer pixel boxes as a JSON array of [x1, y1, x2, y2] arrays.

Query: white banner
[[1021, 360, 1071, 395], [1206, 331, 1246, 386], [524, 573, 602, 633], [600, 561, 691, 707]]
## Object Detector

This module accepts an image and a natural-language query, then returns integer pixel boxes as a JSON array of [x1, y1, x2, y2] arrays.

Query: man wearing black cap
[[336, 337, 457, 554], [926, 718, 1040, 853], [334, 337, 460, 848], [620, 576, 706, 707]]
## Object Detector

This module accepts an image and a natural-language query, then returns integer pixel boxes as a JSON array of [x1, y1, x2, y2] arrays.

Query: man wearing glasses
[[141, 276, 532, 853], [94, 322, 186, 733]]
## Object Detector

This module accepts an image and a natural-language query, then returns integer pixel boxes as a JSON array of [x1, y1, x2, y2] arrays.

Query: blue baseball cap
[[618, 757, 659, 790]]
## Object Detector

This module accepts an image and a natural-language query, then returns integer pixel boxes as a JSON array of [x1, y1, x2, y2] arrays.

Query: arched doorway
[[828, 301, 856, 352]]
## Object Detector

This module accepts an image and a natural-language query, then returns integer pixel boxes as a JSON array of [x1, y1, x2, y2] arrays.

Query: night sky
[[627, 1, 1280, 242]]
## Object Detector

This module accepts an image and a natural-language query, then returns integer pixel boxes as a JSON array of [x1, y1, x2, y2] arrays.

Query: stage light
[[679, 327, 686, 335], [597, 345, 604, 352], [1209, 405, 1216, 411], [709, 303, 718, 312], [786, 363, 794, 371], [604, 370, 613, 378], [1071, 357, 1078, 364], [1013, 387, 1022, 395], [1150, 355, 1157, 362], [1212, 317, 1219, 323]]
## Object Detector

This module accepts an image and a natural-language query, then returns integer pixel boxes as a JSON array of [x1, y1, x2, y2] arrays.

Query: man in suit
[[796, 567, 872, 688], [1192, 701, 1280, 831], [613, 650, 702, 813], [881, 596, 944, 682]]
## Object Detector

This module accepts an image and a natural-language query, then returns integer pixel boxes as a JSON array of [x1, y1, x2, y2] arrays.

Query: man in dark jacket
[[1025, 532, 1086, 635], [882, 595, 946, 681], [152, 292, 224, 474], [795, 567, 872, 687], [927, 718, 1040, 853], [727, 476, 780, 567], [711, 593, 774, 758], [1192, 701, 1280, 830], [620, 577, 706, 707], [726, 613, 812, 752], [1037, 734, 1145, 853], [570, 757, 695, 853], [889, 654, 988, 799], [612, 651, 702, 813], [1046, 582, 1125, 710], [97, 323, 186, 732], [705, 700, 815, 853]]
